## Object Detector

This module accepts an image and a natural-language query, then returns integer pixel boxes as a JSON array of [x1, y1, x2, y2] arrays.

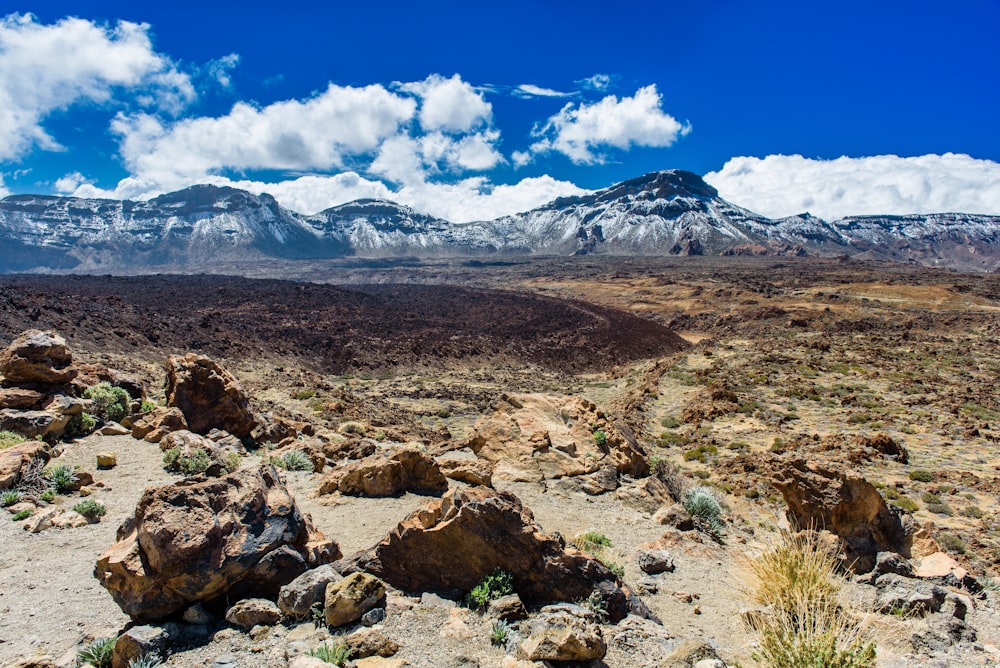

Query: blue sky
[[1, 1, 998, 221]]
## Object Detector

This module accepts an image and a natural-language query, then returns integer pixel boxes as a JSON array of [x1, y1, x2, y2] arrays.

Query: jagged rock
[[769, 459, 913, 572], [278, 564, 344, 619], [95, 465, 340, 622], [112, 625, 172, 668], [348, 486, 629, 615], [0, 440, 48, 490], [857, 551, 914, 584], [131, 407, 188, 443], [854, 433, 908, 463], [0, 330, 77, 385], [225, 598, 282, 629], [911, 613, 977, 652], [637, 549, 675, 575], [344, 627, 399, 658], [517, 604, 606, 661], [324, 572, 386, 628], [875, 574, 946, 616], [578, 465, 619, 495], [488, 593, 528, 622], [317, 448, 448, 497], [465, 393, 648, 482], [437, 457, 494, 487], [165, 354, 258, 438]]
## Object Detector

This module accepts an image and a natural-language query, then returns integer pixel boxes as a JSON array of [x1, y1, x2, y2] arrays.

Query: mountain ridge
[[1, 170, 998, 272]]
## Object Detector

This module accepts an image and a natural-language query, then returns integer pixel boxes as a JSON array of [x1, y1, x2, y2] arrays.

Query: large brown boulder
[[0, 330, 77, 386], [165, 354, 257, 438], [465, 393, 648, 482], [349, 486, 628, 614], [317, 448, 448, 497], [94, 465, 339, 622], [769, 459, 914, 572]]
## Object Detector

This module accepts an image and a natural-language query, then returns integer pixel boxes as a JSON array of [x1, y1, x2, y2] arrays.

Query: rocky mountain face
[[1, 171, 998, 272]]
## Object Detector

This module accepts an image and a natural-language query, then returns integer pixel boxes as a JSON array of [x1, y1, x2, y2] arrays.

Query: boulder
[[344, 627, 399, 659], [0, 330, 77, 385], [318, 448, 448, 497], [437, 457, 494, 487], [875, 574, 946, 617], [348, 486, 629, 615], [769, 459, 913, 572], [465, 393, 648, 482], [278, 564, 344, 619], [614, 476, 674, 514], [488, 593, 528, 622], [165, 354, 258, 438], [324, 572, 386, 627], [0, 387, 47, 410], [112, 625, 172, 668], [0, 408, 72, 441], [637, 549, 675, 575], [94, 465, 340, 622], [225, 598, 282, 629], [131, 407, 188, 443], [97, 452, 117, 469], [0, 440, 49, 490], [517, 604, 606, 661]]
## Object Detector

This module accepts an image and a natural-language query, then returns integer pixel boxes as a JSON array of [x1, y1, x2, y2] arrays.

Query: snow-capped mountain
[[1, 171, 997, 272]]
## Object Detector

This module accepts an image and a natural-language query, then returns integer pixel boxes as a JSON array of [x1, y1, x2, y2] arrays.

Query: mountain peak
[[601, 170, 719, 201]]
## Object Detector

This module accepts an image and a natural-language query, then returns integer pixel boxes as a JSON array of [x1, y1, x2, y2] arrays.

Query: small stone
[[693, 605, 702, 615], [345, 627, 400, 658], [211, 653, 239, 668], [113, 625, 172, 668], [78, 486, 93, 497], [488, 594, 528, 622], [182, 603, 213, 625], [419, 592, 456, 608], [99, 422, 130, 436], [637, 549, 675, 575], [249, 624, 271, 641], [96, 452, 117, 469], [361, 607, 386, 626], [288, 657, 331, 668]]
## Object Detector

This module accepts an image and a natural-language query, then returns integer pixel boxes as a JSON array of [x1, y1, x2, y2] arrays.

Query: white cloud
[[576, 74, 615, 91], [704, 153, 1000, 220], [398, 74, 493, 133], [514, 84, 573, 98], [54, 171, 92, 193], [523, 85, 690, 165], [0, 12, 194, 161], [0, 175, 7, 198], [205, 53, 239, 88]]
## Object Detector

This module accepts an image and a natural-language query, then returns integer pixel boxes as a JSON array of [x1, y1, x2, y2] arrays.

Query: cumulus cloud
[[204, 53, 239, 88], [704, 153, 1000, 220], [0, 12, 194, 161], [54, 171, 92, 193], [514, 84, 574, 98], [398, 74, 493, 133], [520, 85, 690, 165]]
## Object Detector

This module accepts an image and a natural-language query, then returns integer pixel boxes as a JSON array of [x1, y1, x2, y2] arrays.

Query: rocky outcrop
[[0, 330, 77, 385], [769, 459, 913, 572], [348, 486, 631, 616], [465, 393, 648, 483], [317, 448, 448, 497], [165, 354, 258, 438], [94, 465, 339, 622]]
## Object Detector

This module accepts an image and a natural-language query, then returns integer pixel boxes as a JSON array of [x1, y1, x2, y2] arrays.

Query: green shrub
[[222, 451, 243, 473], [490, 619, 511, 647], [925, 503, 953, 516], [683, 444, 719, 463], [937, 533, 966, 554], [0, 430, 25, 449], [660, 415, 682, 429], [77, 637, 116, 668], [683, 486, 724, 537], [65, 412, 97, 437], [1, 490, 21, 507], [891, 496, 919, 513], [309, 640, 351, 666], [40, 488, 56, 503], [276, 450, 313, 471], [466, 568, 514, 609], [294, 389, 316, 400], [658, 432, 691, 447], [600, 558, 625, 579], [126, 655, 163, 668], [575, 530, 613, 552], [73, 499, 107, 520], [162, 447, 211, 475], [578, 590, 609, 622], [961, 505, 984, 519], [593, 429, 607, 446], [908, 470, 934, 482], [12, 508, 32, 521], [140, 399, 156, 413], [921, 491, 941, 504], [83, 383, 131, 423], [44, 464, 78, 492]]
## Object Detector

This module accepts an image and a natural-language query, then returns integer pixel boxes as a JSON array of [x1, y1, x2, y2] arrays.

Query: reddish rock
[[94, 465, 340, 622], [438, 458, 494, 487], [165, 354, 258, 438], [350, 486, 627, 613], [0, 330, 77, 385], [131, 407, 187, 443], [0, 387, 47, 410], [318, 448, 447, 497]]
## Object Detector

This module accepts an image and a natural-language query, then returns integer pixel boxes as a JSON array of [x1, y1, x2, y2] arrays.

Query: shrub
[[593, 429, 607, 446], [40, 488, 56, 503], [162, 447, 211, 476], [961, 505, 985, 519], [77, 636, 116, 668], [276, 450, 313, 471], [938, 534, 966, 553], [1, 490, 21, 507], [925, 503, 953, 516], [466, 568, 514, 609], [293, 389, 316, 400], [891, 496, 919, 513], [908, 470, 934, 482], [127, 655, 163, 668], [490, 619, 512, 647], [12, 508, 32, 521], [575, 530, 612, 553], [222, 451, 243, 473], [578, 590, 609, 622], [44, 464, 78, 493], [309, 640, 351, 666], [338, 421, 366, 435], [0, 430, 25, 449], [65, 412, 97, 438], [683, 444, 718, 463], [83, 383, 131, 423], [600, 559, 626, 579], [140, 399, 156, 413], [683, 486, 724, 537], [920, 492, 942, 504], [660, 415, 682, 429], [73, 499, 107, 521]]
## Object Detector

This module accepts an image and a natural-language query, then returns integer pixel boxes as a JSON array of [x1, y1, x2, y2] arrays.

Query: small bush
[[908, 470, 934, 482], [658, 432, 691, 447], [40, 488, 56, 503], [593, 429, 607, 446], [575, 530, 613, 553], [65, 412, 97, 438], [920, 492, 942, 504], [938, 534, 966, 554], [276, 450, 313, 471], [490, 619, 511, 647], [683, 444, 719, 463], [293, 389, 316, 400], [925, 503, 953, 516], [77, 636, 116, 668], [162, 447, 211, 476], [578, 590, 609, 622], [126, 655, 163, 668], [683, 486, 724, 537], [222, 451, 243, 473], [83, 383, 131, 423], [0, 430, 25, 449], [12, 508, 32, 521], [891, 496, 919, 513], [73, 499, 107, 520], [308, 640, 351, 666], [961, 505, 985, 519], [338, 421, 366, 435], [44, 464, 78, 493], [600, 558, 626, 579], [660, 415, 682, 429], [466, 568, 514, 609], [1, 490, 22, 507], [140, 399, 156, 413]]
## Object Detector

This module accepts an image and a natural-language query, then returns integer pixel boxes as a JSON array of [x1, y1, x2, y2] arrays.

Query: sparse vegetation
[[222, 450, 243, 473], [1, 489, 22, 507], [938, 533, 967, 554], [76, 636, 116, 668], [0, 430, 25, 449], [308, 640, 351, 666], [40, 488, 56, 503], [65, 412, 97, 437], [44, 464, 78, 493], [592, 429, 607, 445], [126, 654, 164, 668], [12, 508, 32, 521], [574, 530, 613, 552], [83, 383, 131, 423], [466, 568, 514, 609], [490, 619, 511, 646], [660, 415, 682, 429], [274, 449, 313, 471], [162, 447, 212, 475], [683, 443, 719, 463], [683, 486, 724, 538], [579, 590, 609, 622], [73, 499, 107, 520], [140, 399, 156, 413], [891, 496, 919, 513], [338, 420, 367, 435], [908, 470, 934, 482]]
